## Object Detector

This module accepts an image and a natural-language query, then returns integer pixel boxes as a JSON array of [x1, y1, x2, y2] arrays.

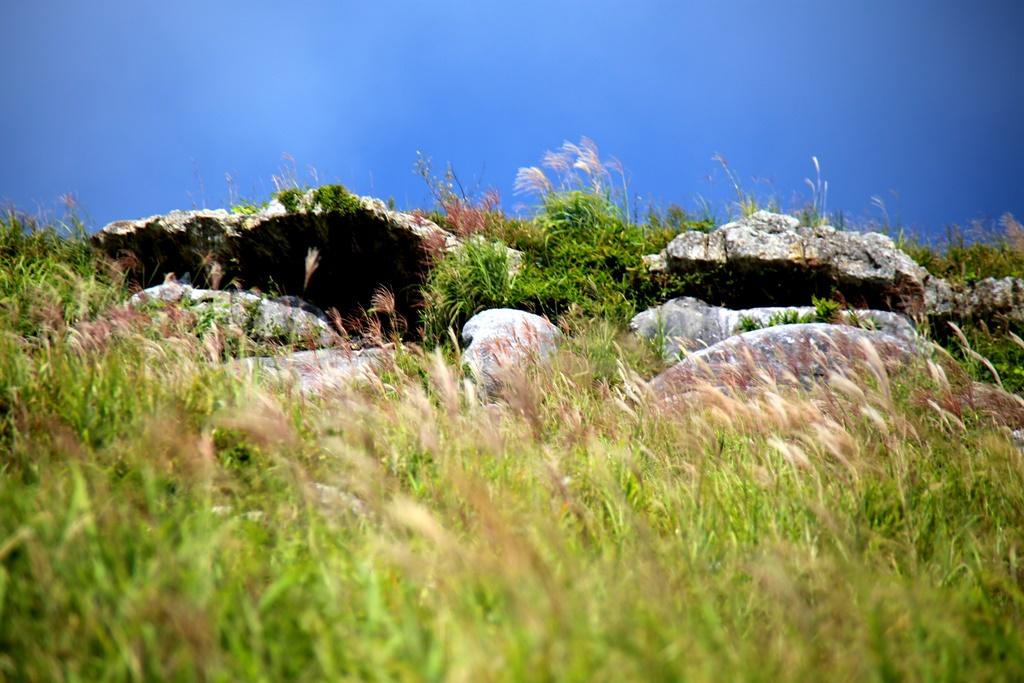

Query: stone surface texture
[[646, 211, 938, 314], [644, 210, 1024, 323], [461, 309, 562, 397], [237, 348, 387, 395], [631, 296, 918, 358], [649, 323, 920, 400], [130, 281, 337, 346]]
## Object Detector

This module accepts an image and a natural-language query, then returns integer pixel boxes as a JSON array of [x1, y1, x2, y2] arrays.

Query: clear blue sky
[[2, 0, 1022, 236]]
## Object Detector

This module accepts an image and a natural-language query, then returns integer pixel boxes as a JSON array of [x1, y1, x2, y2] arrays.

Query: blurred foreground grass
[[1, 211, 1023, 681]]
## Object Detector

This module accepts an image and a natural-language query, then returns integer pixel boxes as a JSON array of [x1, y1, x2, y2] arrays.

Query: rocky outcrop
[[648, 323, 920, 400], [643, 210, 1024, 325], [958, 277, 1024, 323], [130, 280, 338, 347], [644, 211, 939, 315], [922, 275, 1024, 323], [461, 309, 562, 397], [630, 296, 918, 358], [94, 189, 460, 335], [237, 348, 387, 395]]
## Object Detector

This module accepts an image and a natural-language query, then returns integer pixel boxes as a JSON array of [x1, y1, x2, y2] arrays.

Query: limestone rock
[[461, 309, 561, 397], [129, 281, 337, 347], [960, 277, 1024, 323], [646, 210, 935, 314], [649, 323, 920, 400], [94, 192, 460, 332], [630, 296, 918, 359], [237, 348, 387, 395]]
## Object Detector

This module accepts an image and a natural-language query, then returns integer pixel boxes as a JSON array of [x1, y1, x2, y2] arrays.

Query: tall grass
[[2, 211, 1024, 680]]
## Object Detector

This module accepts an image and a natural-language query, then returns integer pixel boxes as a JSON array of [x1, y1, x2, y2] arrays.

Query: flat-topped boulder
[[644, 210, 939, 315], [94, 187, 460, 335]]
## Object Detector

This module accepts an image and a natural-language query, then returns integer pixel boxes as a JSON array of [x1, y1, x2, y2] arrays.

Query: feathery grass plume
[[1002, 212, 1024, 252], [513, 166, 552, 196], [516, 137, 629, 215], [948, 321, 1003, 389], [803, 156, 829, 227], [303, 247, 320, 292], [207, 260, 224, 290], [712, 152, 759, 217]]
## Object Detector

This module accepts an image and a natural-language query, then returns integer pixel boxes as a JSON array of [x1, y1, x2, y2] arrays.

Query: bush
[[421, 236, 519, 341], [273, 184, 362, 216], [421, 190, 691, 344], [0, 211, 124, 338], [310, 184, 361, 216]]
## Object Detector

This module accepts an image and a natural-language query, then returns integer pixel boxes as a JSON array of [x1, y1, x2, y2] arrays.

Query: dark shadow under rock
[[644, 211, 938, 314], [94, 195, 459, 338]]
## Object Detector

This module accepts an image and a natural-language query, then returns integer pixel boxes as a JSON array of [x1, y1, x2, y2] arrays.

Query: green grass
[[902, 217, 1024, 393], [901, 220, 1024, 286], [2, 209, 1024, 681], [421, 190, 706, 343]]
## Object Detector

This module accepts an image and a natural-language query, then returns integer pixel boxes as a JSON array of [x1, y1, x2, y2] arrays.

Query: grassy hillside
[[2, 200, 1024, 681]]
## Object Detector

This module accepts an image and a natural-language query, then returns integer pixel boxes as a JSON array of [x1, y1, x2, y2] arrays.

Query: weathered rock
[[462, 309, 561, 396], [960, 277, 1024, 323], [630, 296, 918, 359], [921, 275, 1024, 323], [94, 191, 460, 333], [649, 323, 920, 400], [645, 210, 938, 314], [1012, 428, 1024, 454], [130, 281, 337, 346], [237, 347, 387, 395]]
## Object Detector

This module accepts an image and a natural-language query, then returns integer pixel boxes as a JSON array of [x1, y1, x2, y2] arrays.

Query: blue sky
[[2, 1, 1021, 236]]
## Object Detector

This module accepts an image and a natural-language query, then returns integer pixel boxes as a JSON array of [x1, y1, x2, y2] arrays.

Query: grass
[[901, 214, 1024, 393], [3, 192, 1024, 679], [421, 140, 712, 343], [901, 215, 1024, 286]]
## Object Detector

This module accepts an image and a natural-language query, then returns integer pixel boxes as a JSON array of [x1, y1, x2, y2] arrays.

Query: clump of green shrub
[[421, 237, 519, 341], [273, 184, 362, 216], [310, 184, 361, 216], [274, 187, 305, 213], [420, 190, 695, 343], [736, 296, 847, 333]]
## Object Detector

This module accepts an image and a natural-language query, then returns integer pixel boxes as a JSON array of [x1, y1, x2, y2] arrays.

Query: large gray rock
[[130, 280, 337, 347], [630, 296, 918, 359], [645, 210, 939, 315], [94, 190, 460, 332], [922, 275, 1024, 323], [649, 323, 920, 400], [461, 309, 562, 396], [237, 348, 387, 395], [960, 277, 1024, 323]]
